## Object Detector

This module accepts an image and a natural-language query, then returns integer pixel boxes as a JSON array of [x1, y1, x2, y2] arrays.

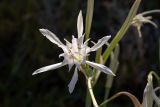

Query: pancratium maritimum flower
[[32, 11, 115, 93], [131, 10, 160, 38]]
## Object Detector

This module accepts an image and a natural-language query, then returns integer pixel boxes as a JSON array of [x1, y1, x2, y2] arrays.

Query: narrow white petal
[[64, 38, 72, 48], [68, 63, 74, 71], [142, 84, 153, 107], [142, 74, 154, 107], [75, 63, 81, 71], [59, 53, 64, 58], [145, 19, 158, 28], [152, 90, 160, 106], [86, 61, 115, 76], [72, 36, 78, 52], [68, 67, 78, 93], [77, 10, 83, 38], [39, 29, 68, 53], [90, 36, 111, 52], [78, 34, 84, 47], [39, 29, 64, 46], [32, 62, 66, 75]]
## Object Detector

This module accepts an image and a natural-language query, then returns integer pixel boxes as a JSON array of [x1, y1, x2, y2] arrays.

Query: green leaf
[[100, 91, 141, 107], [103, 44, 120, 107], [103, 0, 142, 63], [85, 0, 94, 40]]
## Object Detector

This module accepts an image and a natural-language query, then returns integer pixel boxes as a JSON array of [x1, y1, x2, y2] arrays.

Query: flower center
[[74, 53, 83, 62]]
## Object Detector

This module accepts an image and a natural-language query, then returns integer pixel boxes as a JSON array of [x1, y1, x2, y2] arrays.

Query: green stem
[[103, 77, 114, 107], [85, 0, 94, 106], [85, 0, 94, 40], [87, 77, 99, 107], [95, 48, 102, 63], [103, 45, 119, 107], [149, 71, 160, 81], [103, 0, 142, 63], [85, 90, 92, 107], [159, 37, 160, 70], [103, 87, 110, 104]]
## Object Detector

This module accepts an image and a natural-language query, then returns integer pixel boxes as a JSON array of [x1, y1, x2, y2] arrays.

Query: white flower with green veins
[[33, 11, 115, 93]]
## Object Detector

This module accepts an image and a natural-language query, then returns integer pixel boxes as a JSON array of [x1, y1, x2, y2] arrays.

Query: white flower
[[32, 11, 115, 93], [131, 10, 160, 37], [142, 73, 160, 107]]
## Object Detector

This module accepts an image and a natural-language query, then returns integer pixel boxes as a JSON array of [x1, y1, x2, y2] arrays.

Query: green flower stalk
[[85, 0, 94, 106]]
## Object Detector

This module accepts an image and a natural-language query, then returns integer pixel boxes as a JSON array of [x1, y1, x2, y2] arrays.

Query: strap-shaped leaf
[[103, 0, 142, 63], [100, 91, 141, 107]]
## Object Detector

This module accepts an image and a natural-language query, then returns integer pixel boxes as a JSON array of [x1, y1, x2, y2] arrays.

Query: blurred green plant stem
[[85, 0, 142, 107], [85, 0, 94, 107]]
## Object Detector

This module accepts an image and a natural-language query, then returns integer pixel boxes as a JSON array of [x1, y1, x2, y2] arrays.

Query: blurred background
[[0, 0, 160, 107]]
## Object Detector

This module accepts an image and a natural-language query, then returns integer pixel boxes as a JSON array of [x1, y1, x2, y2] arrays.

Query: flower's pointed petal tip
[[32, 68, 45, 75], [106, 67, 115, 76], [105, 68, 116, 76], [68, 86, 74, 94], [39, 28, 44, 31], [39, 29, 51, 38], [153, 24, 158, 28], [68, 90, 72, 94], [106, 35, 111, 38], [32, 71, 38, 75], [86, 61, 115, 76], [102, 69, 116, 76], [32, 62, 66, 76], [112, 72, 116, 76], [78, 10, 83, 17], [68, 68, 78, 94], [77, 10, 83, 38], [39, 28, 46, 33], [32, 70, 40, 75], [104, 35, 111, 40], [79, 10, 82, 14], [39, 29, 52, 37]]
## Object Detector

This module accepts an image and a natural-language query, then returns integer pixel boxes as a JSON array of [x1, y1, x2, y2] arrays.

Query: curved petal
[[32, 62, 66, 75], [142, 74, 154, 107], [39, 29, 64, 46], [90, 35, 111, 52], [86, 61, 115, 76], [68, 67, 78, 93], [152, 89, 160, 106], [145, 19, 158, 28], [77, 10, 83, 38]]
